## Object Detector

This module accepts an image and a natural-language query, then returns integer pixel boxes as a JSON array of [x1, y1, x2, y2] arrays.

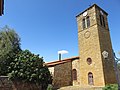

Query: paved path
[[58, 86, 103, 90]]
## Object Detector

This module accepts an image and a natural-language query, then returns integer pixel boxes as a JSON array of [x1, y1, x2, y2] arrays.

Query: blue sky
[[0, 0, 120, 62]]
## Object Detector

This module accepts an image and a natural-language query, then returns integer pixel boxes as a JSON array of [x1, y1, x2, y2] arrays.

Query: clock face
[[83, 11, 88, 17], [84, 31, 91, 39]]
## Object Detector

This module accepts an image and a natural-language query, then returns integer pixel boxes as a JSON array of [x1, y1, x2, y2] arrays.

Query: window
[[102, 16, 105, 27], [99, 14, 103, 26], [82, 16, 90, 29], [99, 14, 105, 27], [86, 16, 90, 27], [72, 69, 77, 80], [87, 58, 92, 65], [88, 72, 94, 85], [82, 18, 86, 29]]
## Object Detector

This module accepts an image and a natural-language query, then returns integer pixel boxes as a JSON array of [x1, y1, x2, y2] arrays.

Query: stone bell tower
[[76, 4, 117, 87]]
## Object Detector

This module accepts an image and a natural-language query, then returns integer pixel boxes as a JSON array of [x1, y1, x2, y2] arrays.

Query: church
[[46, 4, 117, 89]]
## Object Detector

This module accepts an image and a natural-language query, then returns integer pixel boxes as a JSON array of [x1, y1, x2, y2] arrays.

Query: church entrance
[[88, 72, 94, 85]]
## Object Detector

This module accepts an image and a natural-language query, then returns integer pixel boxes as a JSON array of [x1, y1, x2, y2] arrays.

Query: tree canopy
[[0, 26, 21, 75], [8, 50, 52, 89], [0, 26, 52, 89]]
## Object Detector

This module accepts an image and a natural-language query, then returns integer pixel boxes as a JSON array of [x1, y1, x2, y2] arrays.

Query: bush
[[8, 50, 52, 89], [103, 84, 118, 90], [47, 84, 53, 90]]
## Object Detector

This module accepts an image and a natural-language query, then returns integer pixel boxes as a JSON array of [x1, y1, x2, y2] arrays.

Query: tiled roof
[[46, 56, 79, 67]]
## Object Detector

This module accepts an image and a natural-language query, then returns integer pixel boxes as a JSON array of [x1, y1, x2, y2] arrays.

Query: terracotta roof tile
[[46, 56, 79, 67]]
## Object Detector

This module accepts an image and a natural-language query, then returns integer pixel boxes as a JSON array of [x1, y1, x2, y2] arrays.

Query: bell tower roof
[[76, 4, 108, 17]]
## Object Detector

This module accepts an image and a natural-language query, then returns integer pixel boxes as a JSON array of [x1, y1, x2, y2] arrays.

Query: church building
[[46, 4, 117, 89]]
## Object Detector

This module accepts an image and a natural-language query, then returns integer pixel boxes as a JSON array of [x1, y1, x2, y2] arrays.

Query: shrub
[[8, 50, 52, 89], [102, 84, 118, 90], [47, 84, 53, 90]]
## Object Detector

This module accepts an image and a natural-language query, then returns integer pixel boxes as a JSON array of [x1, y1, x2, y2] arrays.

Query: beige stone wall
[[98, 25, 117, 84], [76, 4, 117, 87], [48, 67, 54, 77], [77, 5, 105, 87], [53, 62, 72, 89], [96, 5, 117, 84], [72, 59, 80, 86]]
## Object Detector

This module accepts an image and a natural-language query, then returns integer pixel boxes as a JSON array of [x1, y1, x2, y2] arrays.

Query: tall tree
[[0, 26, 21, 75]]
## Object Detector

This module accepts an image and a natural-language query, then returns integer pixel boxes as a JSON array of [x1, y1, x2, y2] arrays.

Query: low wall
[[0, 76, 42, 90]]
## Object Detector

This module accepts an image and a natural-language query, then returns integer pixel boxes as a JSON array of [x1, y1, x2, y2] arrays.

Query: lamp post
[[113, 51, 120, 90]]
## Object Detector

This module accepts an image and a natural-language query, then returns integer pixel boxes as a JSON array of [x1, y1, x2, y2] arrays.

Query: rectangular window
[[99, 15, 103, 26], [87, 16, 90, 27], [100, 14, 106, 28], [102, 16, 105, 27]]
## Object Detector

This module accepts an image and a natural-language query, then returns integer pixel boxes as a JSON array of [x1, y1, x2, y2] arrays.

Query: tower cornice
[[76, 4, 108, 18]]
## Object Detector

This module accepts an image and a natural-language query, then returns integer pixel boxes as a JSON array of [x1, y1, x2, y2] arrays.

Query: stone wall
[[76, 4, 117, 87], [53, 61, 72, 89], [72, 59, 80, 86], [0, 76, 42, 90]]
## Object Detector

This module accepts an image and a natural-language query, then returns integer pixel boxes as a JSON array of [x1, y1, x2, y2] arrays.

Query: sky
[[0, 0, 120, 62]]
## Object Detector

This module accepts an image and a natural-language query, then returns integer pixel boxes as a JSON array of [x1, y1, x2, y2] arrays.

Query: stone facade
[[53, 61, 72, 89], [76, 4, 117, 87], [47, 4, 117, 89], [47, 57, 79, 89], [72, 59, 80, 85]]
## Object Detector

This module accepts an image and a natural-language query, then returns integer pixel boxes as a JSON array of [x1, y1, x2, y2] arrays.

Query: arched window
[[88, 72, 94, 85], [86, 16, 90, 27], [82, 18, 86, 29], [72, 69, 77, 80], [82, 16, 90, 29]]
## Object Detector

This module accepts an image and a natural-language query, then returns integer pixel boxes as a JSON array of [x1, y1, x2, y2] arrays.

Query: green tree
[[8, 50, 52, 90], [0, 26, 21, 75]]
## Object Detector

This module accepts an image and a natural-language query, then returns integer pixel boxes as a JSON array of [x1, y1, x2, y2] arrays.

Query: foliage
[[0, 26, 21, 75], [8, 50, 52, 89], [47, 84, 53, 90], [0, 26, 52, 89], [102, 84, 118, 90]]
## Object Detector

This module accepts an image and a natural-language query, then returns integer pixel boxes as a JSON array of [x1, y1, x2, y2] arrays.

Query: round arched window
[[87, 58, 92, 65]]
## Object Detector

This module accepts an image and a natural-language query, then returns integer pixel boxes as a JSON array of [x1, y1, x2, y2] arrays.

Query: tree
[[0, 26, 52, 89], [8, 50, 52, 90], [0, 26, 21, 75]]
